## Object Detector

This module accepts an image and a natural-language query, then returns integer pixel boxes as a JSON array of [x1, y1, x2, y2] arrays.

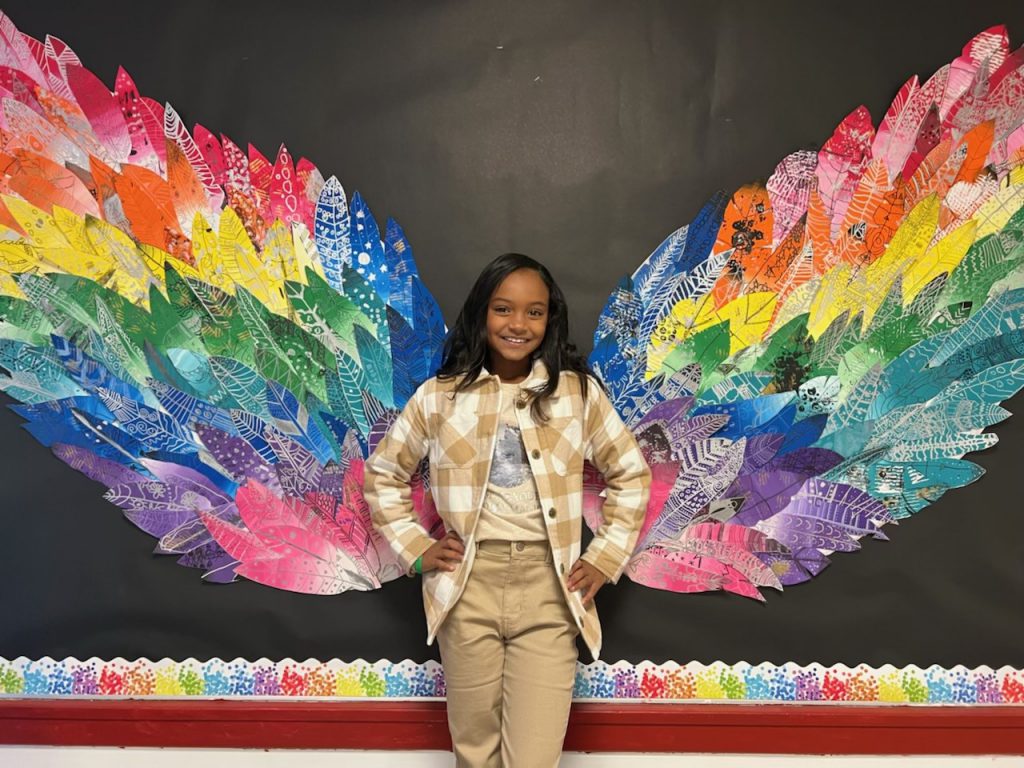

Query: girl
[[365, 253, 650, 767]]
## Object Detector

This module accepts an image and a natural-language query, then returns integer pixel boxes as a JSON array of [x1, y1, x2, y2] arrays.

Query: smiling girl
[[365, 253, 650, 767]]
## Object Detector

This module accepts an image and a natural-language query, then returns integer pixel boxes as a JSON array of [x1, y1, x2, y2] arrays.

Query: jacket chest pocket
[[429, 463, 480, 520], [540, 416, 584, 475], [429, 413, 480, 469]]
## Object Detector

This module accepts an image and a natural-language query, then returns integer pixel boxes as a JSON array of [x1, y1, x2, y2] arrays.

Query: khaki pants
[[437, 540, 579, 767]]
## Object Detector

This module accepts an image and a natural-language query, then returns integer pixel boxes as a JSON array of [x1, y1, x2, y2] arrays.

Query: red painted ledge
[[1, 699, 1022, 754]]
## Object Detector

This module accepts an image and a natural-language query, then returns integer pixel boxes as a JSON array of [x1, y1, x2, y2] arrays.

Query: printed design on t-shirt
[[488, 423, 531, 488]]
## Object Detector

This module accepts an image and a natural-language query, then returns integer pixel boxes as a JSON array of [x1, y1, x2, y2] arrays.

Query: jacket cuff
[[398, 533, 436, 575], [581, 539, 631, 584]]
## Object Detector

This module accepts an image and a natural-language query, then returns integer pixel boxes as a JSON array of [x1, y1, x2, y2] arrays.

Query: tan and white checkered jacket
[[364, 359, 651, 660]]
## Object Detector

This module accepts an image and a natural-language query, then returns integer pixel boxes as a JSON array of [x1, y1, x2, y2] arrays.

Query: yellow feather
[[219, 206, 282, 307], [645, 293, 715, 376], [85, 217, 161, 306], [2, 201, 119, 285], [190, 212, 231, 290], [155, 250, 204, 282], [771, 278, 820, 335], [291, 222, 325, 282], [807, 262, 854, 338], [0, 268, 25, 298], [44, 246, 117, 285], [856, 195, 940, 328], [51, 206, 95, 253], [261, 221, 296, 314], [973, 179, 1024, 238], [903, 220, 976, 303], [0, 241, 48, 274], [706, 292, 778, 354], [3, 196, 73, 250]]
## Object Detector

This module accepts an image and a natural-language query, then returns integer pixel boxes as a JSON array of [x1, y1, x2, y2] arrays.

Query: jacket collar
[[473, 358, 550, 389]]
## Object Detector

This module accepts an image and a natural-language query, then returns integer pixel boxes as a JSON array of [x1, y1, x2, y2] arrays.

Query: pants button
[[515, 542, 525, 551]]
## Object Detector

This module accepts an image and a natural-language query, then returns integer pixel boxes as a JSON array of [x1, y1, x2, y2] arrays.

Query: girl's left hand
[[567, 560, 608, 606]]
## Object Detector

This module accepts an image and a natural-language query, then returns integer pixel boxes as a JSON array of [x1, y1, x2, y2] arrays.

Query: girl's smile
[[486, 268, 549, 380]]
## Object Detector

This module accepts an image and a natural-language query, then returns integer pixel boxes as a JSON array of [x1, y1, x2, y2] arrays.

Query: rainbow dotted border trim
[[1, 657, 1022, 704]]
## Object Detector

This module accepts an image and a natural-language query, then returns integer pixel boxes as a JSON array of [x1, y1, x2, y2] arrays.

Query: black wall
[[1, 0, 1022, 667]]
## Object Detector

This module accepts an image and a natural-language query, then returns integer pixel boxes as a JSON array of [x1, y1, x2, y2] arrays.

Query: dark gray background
[[0, 0, 1022, 666]]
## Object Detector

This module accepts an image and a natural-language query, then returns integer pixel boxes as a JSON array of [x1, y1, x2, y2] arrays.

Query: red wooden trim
[[1, 699, 1022, 754]]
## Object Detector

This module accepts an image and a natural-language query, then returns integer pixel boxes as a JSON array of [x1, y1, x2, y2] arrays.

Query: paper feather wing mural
[[590, 26, 1024, 598], [0, 12, 1021, 602], [0, 11, 446, 593]]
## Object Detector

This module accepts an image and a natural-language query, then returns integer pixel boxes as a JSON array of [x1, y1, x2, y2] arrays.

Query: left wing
[[0, 12, 445, 594]]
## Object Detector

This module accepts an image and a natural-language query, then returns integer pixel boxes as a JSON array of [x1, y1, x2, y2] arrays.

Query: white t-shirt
[[475, 380, 548, 541]]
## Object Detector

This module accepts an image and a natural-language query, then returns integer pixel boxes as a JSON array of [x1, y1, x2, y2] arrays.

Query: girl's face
[[485, 268, 549, 380]]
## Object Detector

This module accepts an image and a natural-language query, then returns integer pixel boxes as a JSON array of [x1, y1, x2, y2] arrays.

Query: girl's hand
[[567, 559, 607, 606], [421, 531, 465, 573]]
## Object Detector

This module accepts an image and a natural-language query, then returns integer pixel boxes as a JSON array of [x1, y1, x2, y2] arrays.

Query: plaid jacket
[[364, 360, 651, 660]]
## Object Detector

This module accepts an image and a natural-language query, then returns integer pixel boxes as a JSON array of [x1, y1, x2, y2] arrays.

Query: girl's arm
[[364, 385, 436, 574], [579, 379, 651, 583]]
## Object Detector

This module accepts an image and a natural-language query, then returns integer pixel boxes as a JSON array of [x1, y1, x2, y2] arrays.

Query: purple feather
[[266, 429, 323, 497], [51, 443, 148, 487], [634, 396, 695, 430], [176, 542, 239, 583], [195, 424, 282, 494], [754, 479, 896, 552], [368, 410, 398, 456], [141, 457, 234, 506], [319, 462, 346, 498], [739, 433, 785, 473], [729, 468, 809, 527], [766, 447, 844, 476]]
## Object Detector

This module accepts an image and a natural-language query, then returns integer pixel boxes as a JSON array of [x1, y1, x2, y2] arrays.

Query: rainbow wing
[[0, 12, 444, 593], [590, 26, 1024, 599]]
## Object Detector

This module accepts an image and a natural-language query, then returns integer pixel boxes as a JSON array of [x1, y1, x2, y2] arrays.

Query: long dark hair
[[437, 253, 595, 419]]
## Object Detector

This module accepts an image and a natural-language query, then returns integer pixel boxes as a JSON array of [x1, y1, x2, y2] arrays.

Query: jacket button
[[531, 449, 541, 460], [560, 562, 565, 574], [548, 507, 556, 518], [516, 399, 527, 409]]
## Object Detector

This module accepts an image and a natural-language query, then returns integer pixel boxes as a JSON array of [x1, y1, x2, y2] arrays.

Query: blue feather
[[387, 306, 424, 408], [314, 175, 352, 292], [689, 394, 795, 440], [411, 276, 445, 376], [51, 335, 145, 402], [775, 414, 828, 456], [229, 410, 277, 462], [679, 191, 729, 274], [349, 192, 389, 304], [385, 217, 418, 323], [149, 379, 237, 434], [95, 388, 199, 454], [265, 380, 334, 463]]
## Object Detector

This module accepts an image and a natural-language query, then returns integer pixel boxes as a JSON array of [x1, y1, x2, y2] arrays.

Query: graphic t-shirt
[[475, 381, 548, 541]]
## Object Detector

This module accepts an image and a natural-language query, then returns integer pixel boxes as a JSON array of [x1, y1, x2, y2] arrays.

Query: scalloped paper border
[[1, 657, 1021, 704]]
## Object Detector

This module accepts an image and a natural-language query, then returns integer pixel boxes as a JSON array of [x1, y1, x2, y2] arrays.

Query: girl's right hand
[[421, 531, 465, 572]]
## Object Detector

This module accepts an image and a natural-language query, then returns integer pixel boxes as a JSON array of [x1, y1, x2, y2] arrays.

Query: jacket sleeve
[[363, 383, 436, 572], [579, 378, 651, 583]]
